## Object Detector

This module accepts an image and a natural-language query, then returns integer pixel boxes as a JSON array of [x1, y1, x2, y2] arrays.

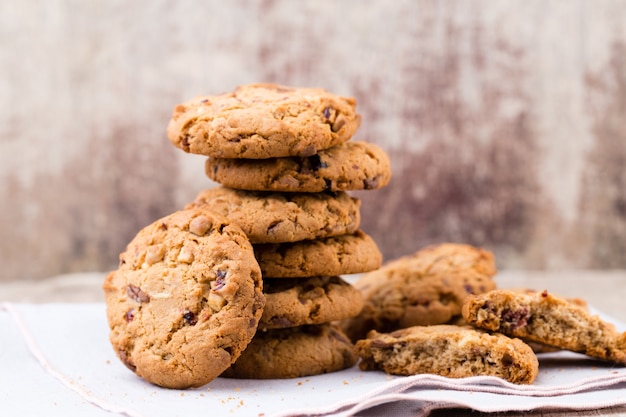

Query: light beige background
[[1, 0, 626, 283]]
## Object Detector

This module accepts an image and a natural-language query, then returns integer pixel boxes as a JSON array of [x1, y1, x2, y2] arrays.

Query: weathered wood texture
[[1, 0, 625, 281]]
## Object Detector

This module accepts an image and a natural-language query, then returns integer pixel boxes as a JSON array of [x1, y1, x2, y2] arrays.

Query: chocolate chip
[[463, 284, 475, 294], [501, 353, 514, 367], [126, 284, 150, 303], [363, 177, 380, 190], [214, 270, 227, 291], [124, 309, 135, 323], [481, 300, 495, 313], [270, 317, 293, 328], [214, 278, 226, 291], [307, 154, 328, 171], [181, 135, 190, 150], [297, 144, 317, 157], [323, 107, 331, 119], [118, 349, 137, 372], [276, 176, 299, 189], [183, 310, 197, 326], [502, 307, 530, 330], [267, 220, 282, 233]]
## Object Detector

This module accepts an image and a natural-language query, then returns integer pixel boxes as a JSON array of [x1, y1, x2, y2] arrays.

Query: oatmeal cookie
[[253, 230, 381, 278], [259, 276, 364, 330], [205, 141, 391, 192], [186, 186, 361, 243], [221, 324, 357, 379], [341, 243, 497, 341], [167, 83, 361, 159], [103, 207, 264, 389]]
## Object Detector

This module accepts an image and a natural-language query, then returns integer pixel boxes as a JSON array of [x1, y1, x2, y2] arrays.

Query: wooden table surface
[[2, 270, 625, 417]]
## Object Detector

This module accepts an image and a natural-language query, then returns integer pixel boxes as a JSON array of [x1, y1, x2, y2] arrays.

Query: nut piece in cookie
[[462, 289, 626, 364], [354, 325, 539, 384], [103, 207, 264, 389], [167, 83, 361, 159], [341, 243, 497, 341]]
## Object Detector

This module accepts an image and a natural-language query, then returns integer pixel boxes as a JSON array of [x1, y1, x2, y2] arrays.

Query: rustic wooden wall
[[1, 0, 626, 282]]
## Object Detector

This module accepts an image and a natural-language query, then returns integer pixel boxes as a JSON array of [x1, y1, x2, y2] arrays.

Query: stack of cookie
[[167, 83, 392, 379]]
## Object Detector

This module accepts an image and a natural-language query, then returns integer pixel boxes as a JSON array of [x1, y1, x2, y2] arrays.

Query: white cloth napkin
[[2, 303, 625, 417]]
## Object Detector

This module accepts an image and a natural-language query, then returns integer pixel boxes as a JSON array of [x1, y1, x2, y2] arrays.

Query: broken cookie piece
[[462, 289, 626, 364], [354, 324, 538, 384]]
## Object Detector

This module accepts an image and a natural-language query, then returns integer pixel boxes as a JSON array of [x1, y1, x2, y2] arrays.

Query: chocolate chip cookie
[[253, 230, 382, 278], [341, 243, 497, 341], [258, 276, 364, 330], [462, 289, 626, 364], [205, 141, 391, 192], [221, 324, 357, 379], [103, 207, 265, 389], [186, 186, 361, 243], [167, 83, 361, 159], [354, 325, 539, 384]]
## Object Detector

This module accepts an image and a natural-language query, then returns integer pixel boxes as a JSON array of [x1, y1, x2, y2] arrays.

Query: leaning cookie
[[254, 230, 382, 278], [167, 83, 361, 159], [354, 325, 539, 384], [186, 186, 361, 244], [506, 288, 589, 354], [341, 243, 497, 342], [206, 141, 391, 192], [462, 289, 626, 364], [221, 324, 357, 379], [103, 207, 264, 389], [258, 276, 364, 330]]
